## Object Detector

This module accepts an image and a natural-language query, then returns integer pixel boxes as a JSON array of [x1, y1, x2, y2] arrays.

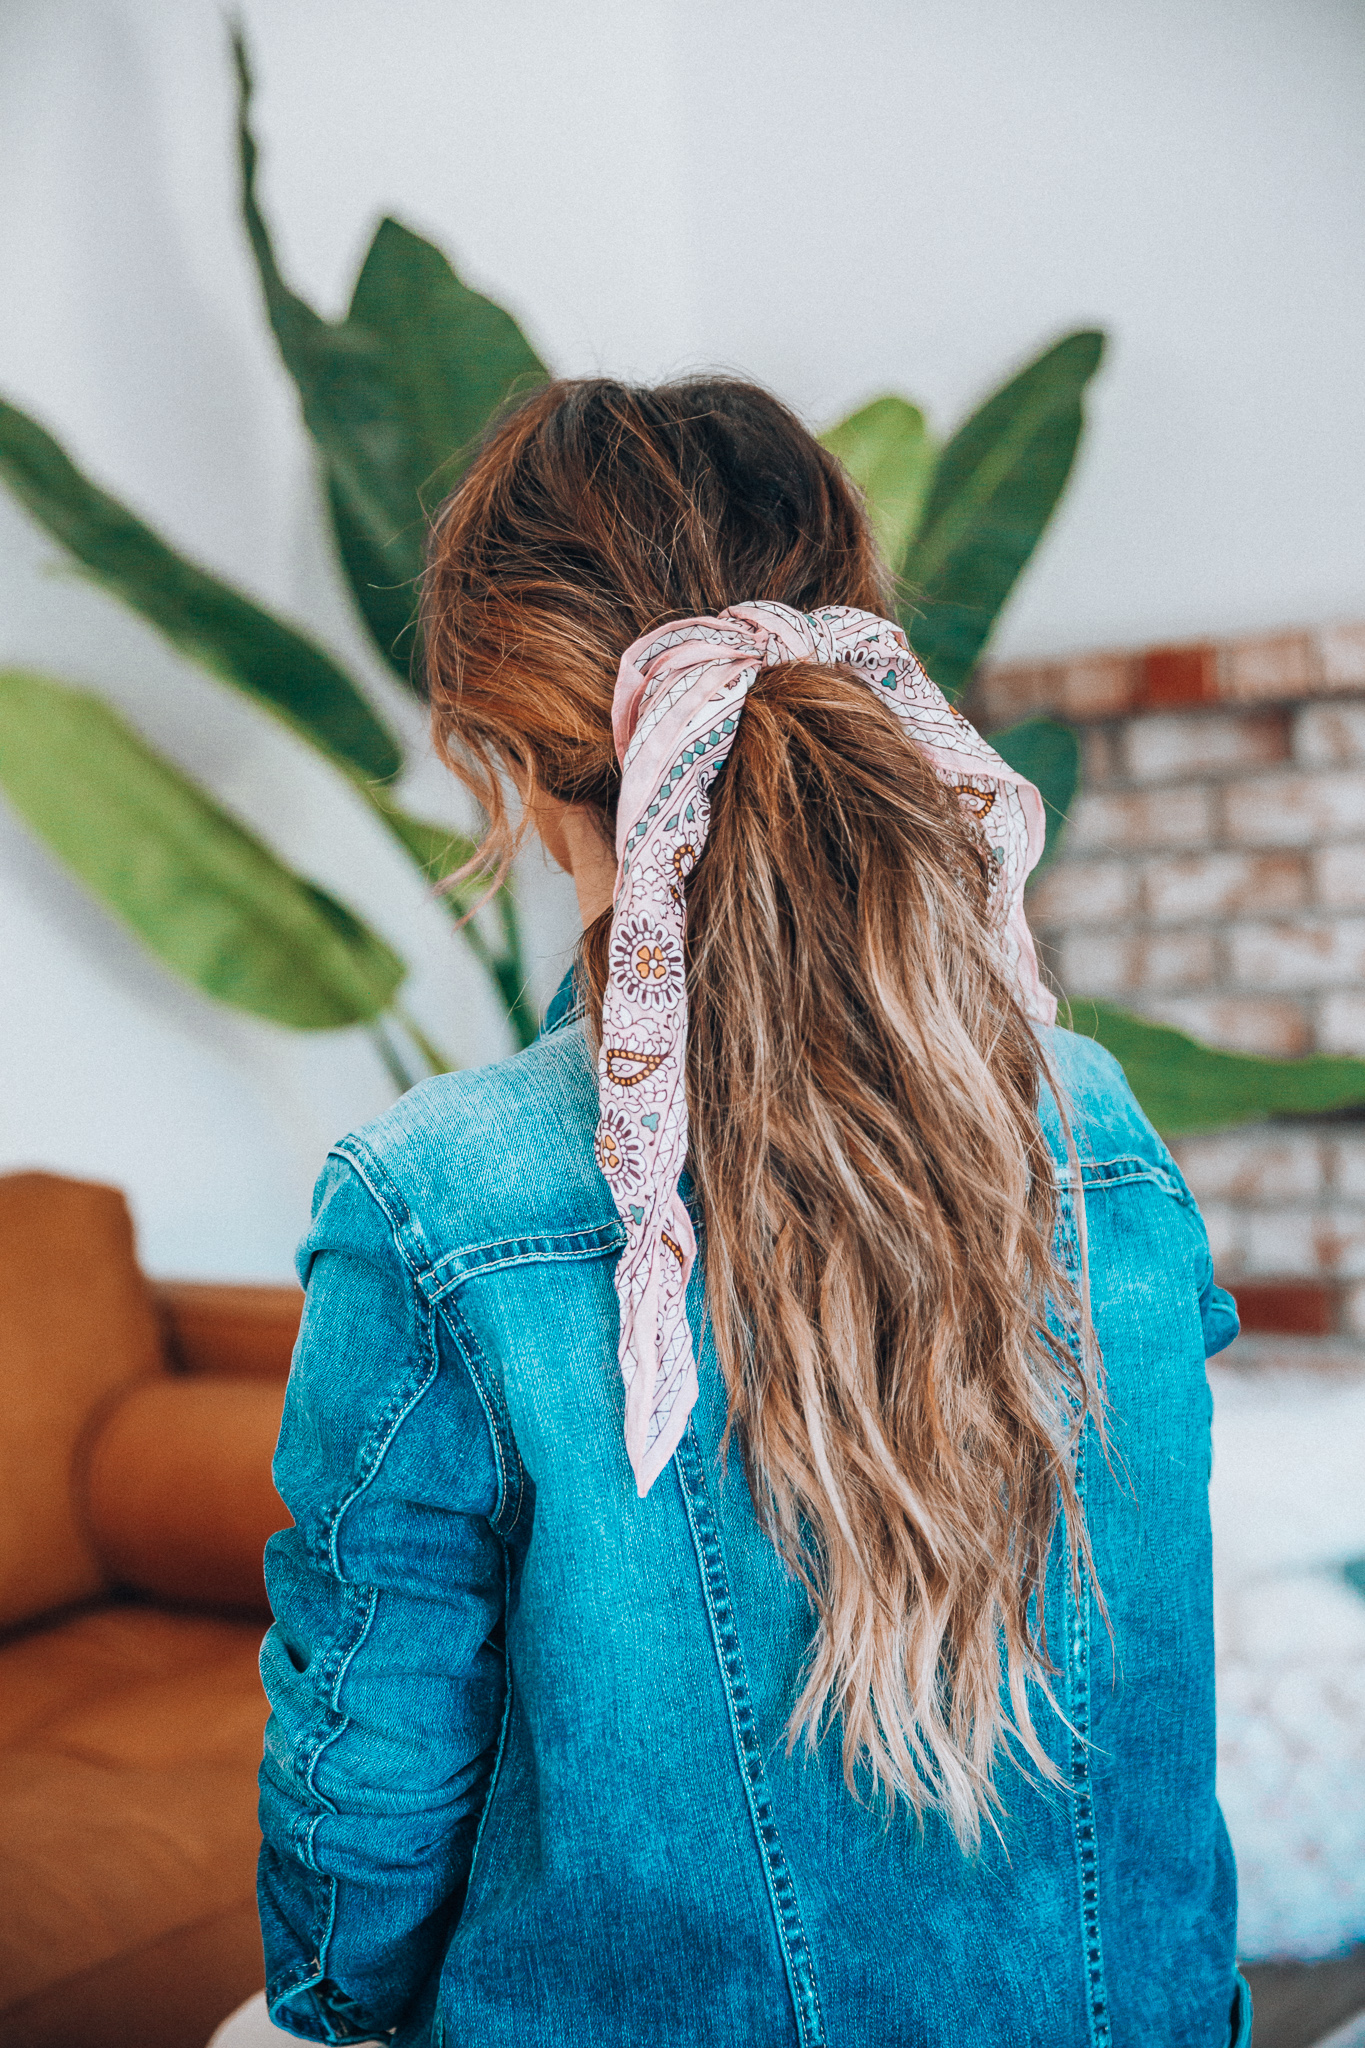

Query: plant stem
[[368, 1018, 417, 1095], [493, 885, 539, 1049], [392, 1001, 456, 1076]]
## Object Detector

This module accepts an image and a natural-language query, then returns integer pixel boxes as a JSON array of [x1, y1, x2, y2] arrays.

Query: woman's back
[[257, 374, 1246, 2045], [258, 981, 1240, 2048]]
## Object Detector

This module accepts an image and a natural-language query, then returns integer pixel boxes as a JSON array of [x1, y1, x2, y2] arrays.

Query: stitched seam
[[299, 1587, 380, 1874], [324, 1309, 441, 1581], [436, 1296, 525, 1536], [425, 1227, 627, 1295], [462, 1540, 517, 1899], [336, 1132, 706, 1285], [675, 1425, 826, 2048], [1069, 1429, 1112, 2048]]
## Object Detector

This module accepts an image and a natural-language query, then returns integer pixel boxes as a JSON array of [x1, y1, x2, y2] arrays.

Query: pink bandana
[[596, 602, 1055, 1497]]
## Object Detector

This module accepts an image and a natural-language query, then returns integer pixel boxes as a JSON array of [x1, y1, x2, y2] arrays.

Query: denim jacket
[[259, 970, 1248, 2048]]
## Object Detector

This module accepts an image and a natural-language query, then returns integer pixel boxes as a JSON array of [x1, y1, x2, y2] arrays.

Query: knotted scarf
[[596, 602, 1055, 1497]]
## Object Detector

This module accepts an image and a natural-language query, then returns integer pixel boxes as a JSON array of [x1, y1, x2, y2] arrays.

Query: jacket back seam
[[674, 1422, 827, 2048], [1061, 1173, 1113, 2048]]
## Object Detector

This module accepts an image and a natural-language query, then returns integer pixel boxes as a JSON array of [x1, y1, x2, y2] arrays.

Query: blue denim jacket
[[259, 971, 1249, 2048]]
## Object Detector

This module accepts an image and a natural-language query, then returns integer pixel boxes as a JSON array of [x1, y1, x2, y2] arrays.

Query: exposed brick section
[[1056, 928, 1218, 998], [1066, 785, 1214, 855], [1121, 709, 1289, 786], [1026, 859, 1138, 927], [1346, 1282, 1365, 1338], [1295, 703, 1365, 767], [1011, 623, 1365, 1338], [1141, 851, 1307, 923], [1313, 843, 1365, 910], [1141, 643, 1219, 709], [1174, 1131, 1325, 1204], [1319, 992, 1365, 1057], [1142, 996, 1313, 1057], [1229, 1281, 1337, 1337], [1321, 623, 1365, 689], [1227, 918, 1365, 992], [1224, 630, 1319, 704], [975, 618, 1365, 726], [1220, 769, 1365, 847]]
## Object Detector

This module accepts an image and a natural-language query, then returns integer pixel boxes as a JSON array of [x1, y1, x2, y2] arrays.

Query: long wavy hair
[[423, 376, 1099, 1847]]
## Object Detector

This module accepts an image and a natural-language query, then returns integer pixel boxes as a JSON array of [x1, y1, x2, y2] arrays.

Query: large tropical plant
[[2, 31, 1361, 1135], [823, 365, 1365, 1134], [0, 32, 1095, 1085]]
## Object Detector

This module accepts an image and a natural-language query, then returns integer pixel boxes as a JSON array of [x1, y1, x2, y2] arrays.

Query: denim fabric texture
[[258, 967, 1244, 2047]]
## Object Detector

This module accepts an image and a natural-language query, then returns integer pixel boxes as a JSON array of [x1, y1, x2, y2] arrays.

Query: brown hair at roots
[[422, 376, 1100, 1847]]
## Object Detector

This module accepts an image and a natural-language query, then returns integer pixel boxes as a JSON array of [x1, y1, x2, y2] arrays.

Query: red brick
[[1318, 992, 1365, 1057], [973, 661, 1061, 725], [1120, 709, 1288, 786], [1240, 1207, 1365, 1278], [1312, 843, 1365, 910], [1294, 702, 1365, 767], [1195, 1200, 1241, 1268], [1227, 917, 1365, 991], [1343, 1281, 1365, 1338], [1220, 769, 1365, 847], [1056, 928, 1217, 996], [1224, 630, 1321, 704], [1066, 784, 1213, 854], [1143, 995, 1313, 1056], [1327, 1136, 1365, 1201], [1138, 643, 1219, 709], [1171, 1131, 1324, 1203], [1141, 850, 1307, 923], [1026, 859, 1138, 927], [1081, 727, 1119, 787], [1319, 623, 1365, 690], [1227, 1279, 1338, 1336], [1058, 654, 1139, 722]]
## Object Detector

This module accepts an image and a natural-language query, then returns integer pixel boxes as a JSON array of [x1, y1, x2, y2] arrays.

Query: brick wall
[[973, 623, 1365, 1343]]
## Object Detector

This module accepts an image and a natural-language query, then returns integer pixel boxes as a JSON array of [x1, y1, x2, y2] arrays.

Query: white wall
[[1, 0, 1362, 1278]]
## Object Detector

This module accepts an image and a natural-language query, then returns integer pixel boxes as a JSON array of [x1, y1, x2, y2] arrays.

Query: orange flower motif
[[611, 916, 684, 1012]]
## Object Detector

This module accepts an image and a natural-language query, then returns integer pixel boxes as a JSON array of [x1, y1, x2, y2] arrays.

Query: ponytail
[[424, 377, 1099, 1846]]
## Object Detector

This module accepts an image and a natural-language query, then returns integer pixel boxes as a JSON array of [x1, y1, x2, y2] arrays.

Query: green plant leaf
[[903, 330, 1105, 699], [1064, 998, 1365, 1137], [235, 35, 414, 596], [821, 395, 936, 576], [991, 716, 1079, 873], [373, 794, 485, 911], [235, 32, 547, 682], [0, 669, 405, 1028], [348, 214, 549, 515], [0, 395, 403, 783]]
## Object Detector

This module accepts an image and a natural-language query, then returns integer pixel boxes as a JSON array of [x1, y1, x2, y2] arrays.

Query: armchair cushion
[[0, 1172, 164, 1631]]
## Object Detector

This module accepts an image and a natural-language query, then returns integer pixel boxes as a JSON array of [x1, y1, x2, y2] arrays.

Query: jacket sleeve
[[258, 1152, 508, 2044]]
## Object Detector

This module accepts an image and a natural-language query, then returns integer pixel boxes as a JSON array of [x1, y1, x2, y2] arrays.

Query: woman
[[256, 378, 1247, 2047]]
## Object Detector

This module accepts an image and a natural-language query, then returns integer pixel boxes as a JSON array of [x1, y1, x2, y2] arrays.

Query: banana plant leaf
[[990, 716, 1079, 873], [235, 34, 547, 682], [820, 395, 935, 578], [0, 669, 405, 1028], [904, 330, 1105, 700], [1066, 998, 1365, 1138], [0, 395, 402, 784]]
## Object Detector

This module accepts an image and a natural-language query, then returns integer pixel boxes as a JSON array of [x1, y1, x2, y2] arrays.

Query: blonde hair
[[423, 376, 1100, 1847]]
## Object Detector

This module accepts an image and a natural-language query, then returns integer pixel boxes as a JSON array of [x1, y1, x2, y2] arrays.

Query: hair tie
[[598, 601, 1054, 1497]]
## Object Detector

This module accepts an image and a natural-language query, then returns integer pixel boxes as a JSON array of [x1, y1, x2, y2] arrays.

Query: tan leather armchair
[[0, 1170, 300, 2048]]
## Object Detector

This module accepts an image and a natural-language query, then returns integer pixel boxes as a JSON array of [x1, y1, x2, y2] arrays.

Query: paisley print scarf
[[598, 601, 1055, 1497]]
